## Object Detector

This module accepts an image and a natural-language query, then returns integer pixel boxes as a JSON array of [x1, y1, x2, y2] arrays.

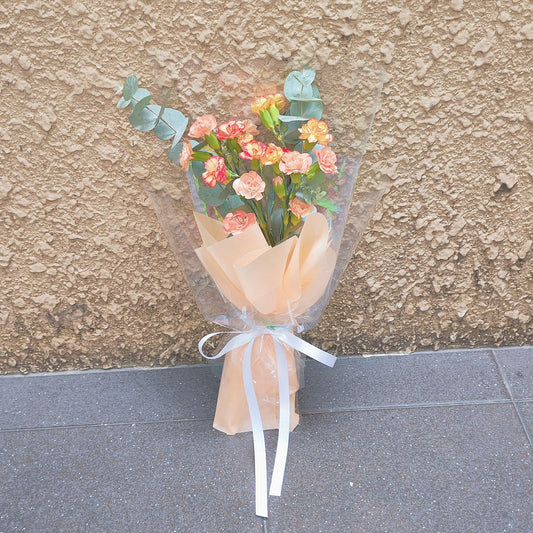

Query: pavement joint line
[[300, 397, 519, 416], [3, 346, 530, 380], [2, 398, 526, 434], [491, 349, 533, 448]]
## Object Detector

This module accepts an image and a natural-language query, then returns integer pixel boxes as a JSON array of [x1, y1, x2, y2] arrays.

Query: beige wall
[[1, 0, 532, 374]]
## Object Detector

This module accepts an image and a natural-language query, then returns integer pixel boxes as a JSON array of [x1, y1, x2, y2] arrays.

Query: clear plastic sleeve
[[145, 62, 388, 434]]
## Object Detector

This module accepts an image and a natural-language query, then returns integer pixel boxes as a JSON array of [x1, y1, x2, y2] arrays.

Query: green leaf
[[123, 76, 138, 100], [117, 96, 131, 109], [290, 100, 323, 120], [198, 184, 226, 207], [154, 108, 188, 141], [192, 150, 213, 162], [288, 96, 322, 102], [300, 68, 316, 85], [189, 160, 205, 181], [271, 208, 284, 242], [132, 88, 151, 103], [167, 141, 183, 164], [278, 115, 307, 123], [219, 195, 245, 216], [157, 88, 172, 120], [130, 94, 152, 116], [284, 69, 316, 101], [315, 196, 340, 212], [128, 97, 157, 132]]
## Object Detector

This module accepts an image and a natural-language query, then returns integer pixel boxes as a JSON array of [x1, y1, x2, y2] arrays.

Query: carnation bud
[[273, 176, 285, 199], [205, 132, 221, 151], [259, 109, 274, 130]]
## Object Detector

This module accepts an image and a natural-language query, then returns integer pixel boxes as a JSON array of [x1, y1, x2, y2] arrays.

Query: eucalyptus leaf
[[117, 96, 131, 109], [157, 88, 172, 121], [285, 79, 315, 101], [278, 115, 307, 123], [300, 68, 316, 85], [288, 96, 322, 102], [282, 129, 303, 144], [198, 184, 226, 207], [219, 195, 245, 216], [129, 112, 157, 132], [154, 108, 188, 141], [167, 141, 183, 164], [123, 75, 138, 100], [189, 160, 205, 181], [290, 100, 323, 120], [130, 95, 153, 117], [131, 88, 151, 104]]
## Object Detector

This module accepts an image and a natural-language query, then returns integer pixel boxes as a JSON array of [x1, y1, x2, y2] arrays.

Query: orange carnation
[[239, 139, 267, 161], [251, 93, 287, 114], [216, 120, 247, 140], [260, 143, 284, 166], [299, 118, 333, 146]]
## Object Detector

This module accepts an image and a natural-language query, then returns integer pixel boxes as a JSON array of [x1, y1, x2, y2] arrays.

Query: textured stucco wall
[[1, 0, 531, 374]]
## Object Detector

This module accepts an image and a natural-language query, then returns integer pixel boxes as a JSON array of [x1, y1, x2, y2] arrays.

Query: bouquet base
[[213, 334, 300, 435]]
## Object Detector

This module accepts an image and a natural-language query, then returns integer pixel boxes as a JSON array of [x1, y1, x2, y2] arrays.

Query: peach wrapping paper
[[194, 211, 336, 435]]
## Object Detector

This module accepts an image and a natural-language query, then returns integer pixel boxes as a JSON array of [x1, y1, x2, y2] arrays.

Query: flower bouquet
[[117, 64, 386, 517]]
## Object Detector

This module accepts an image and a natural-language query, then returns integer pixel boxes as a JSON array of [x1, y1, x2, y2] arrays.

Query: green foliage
[[315, 196, 340, 212], [167, 141, 184, 164], [280, 68, 323, 144], [129, 95, 158, 132], [118, 75, 190, 164], [283, 69, 315, 100], [271, 208, 284, 242], [198, 184, 226, 207], [189, 160, 205, 181], [154, 108, 188, 141], [219, 195, 245, 216], [123, 75, 139, 100]]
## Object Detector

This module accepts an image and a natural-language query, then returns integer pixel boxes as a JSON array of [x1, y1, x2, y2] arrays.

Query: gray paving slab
[[0, 365, 218, 430], [493, 346, 533, 400], [300, 349, 508, 413], [267, 405, 533, 533], [1, 403, 531, 533], [0, 420, 260, 533], [1, 348, 510, 433]]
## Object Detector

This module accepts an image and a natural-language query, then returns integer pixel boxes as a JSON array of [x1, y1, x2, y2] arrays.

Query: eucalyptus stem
[[130, 94, 178, 135]]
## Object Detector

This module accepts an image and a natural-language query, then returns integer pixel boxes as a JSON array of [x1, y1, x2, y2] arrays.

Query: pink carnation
[[289, 197, 315, 219], [232, 171, 265, 201], [222, 211, 257, 234], [242, 119, 260, 136], [189, 115, 217, 138], [179, 139, 194, 171], [314, 146, 338, 174], [202, 156, 226, 188], [279, 151, 312, 175]]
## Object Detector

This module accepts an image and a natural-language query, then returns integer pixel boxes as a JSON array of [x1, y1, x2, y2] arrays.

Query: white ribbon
[[199, 327, 336, 517]]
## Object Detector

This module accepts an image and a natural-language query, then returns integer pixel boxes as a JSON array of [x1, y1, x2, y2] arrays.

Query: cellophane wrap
[[145, 61, 387, 435]]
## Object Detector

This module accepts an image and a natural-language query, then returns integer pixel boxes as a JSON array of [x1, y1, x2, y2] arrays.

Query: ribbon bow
[[199, 327, 336, 517]]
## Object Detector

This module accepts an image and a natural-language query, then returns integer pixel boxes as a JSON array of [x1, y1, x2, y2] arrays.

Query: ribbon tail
[[242, 337, 269, 518], [269, 338, 291, 497], [279, 330, 337, 367]]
